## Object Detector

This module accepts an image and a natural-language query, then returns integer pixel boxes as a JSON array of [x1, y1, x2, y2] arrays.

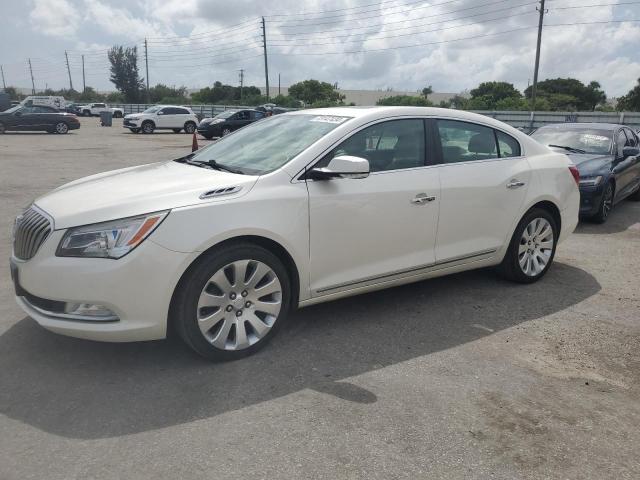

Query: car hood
[[35, 161, 258, 229], [564, 152, 613, 176]]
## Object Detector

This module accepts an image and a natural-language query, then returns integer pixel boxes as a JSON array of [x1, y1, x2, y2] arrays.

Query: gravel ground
[[1, 118, 639, 479]]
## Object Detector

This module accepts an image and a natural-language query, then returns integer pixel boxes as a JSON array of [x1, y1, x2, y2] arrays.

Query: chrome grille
[[13, 208, 52, 260]]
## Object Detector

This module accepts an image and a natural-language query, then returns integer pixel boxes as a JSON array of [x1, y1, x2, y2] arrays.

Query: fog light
[[64, 303, 118, 320]]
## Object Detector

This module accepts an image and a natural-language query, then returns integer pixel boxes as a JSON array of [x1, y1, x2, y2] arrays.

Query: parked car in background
[[123, 105, 199, 134], [0, 92, 10, 112], [0, 104, 80, 134], [531, 123, 640, 223], [256, 104, 295, 116], [10, 107, 579, 361], [77, 103, 123, 118], [197, 109, 266, 139], [21, 95, 66, 111], [64, 103, 82, 115]]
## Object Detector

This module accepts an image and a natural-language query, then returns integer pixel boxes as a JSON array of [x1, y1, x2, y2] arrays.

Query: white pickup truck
[[77, 103, 124, 118]]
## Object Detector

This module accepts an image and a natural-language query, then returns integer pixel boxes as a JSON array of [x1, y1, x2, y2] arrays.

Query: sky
[[1, 0, 639, 98]]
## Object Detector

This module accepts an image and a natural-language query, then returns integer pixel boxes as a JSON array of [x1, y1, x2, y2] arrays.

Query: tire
[[202, 134, 214, 140], [0, 122, 5, 134], [184, 122, 196, 134], [592, 181, 614, 224], [54, 122, 69, 134], [129, 128, 140, 134], [172, 243, 291, 361], [172, 128, 182, 133], [82, 110, 90, 117], [628, 183, 640, 201], [141, 121, 155, 134], [222, 127, 232, 136], [497, 208, 557, 284], [113, 111, 122, 118]]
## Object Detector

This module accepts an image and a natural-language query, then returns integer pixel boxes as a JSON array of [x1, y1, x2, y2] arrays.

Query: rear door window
[[436, 120, 498, 163]]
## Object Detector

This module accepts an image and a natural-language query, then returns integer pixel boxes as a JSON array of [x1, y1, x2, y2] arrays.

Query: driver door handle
[[411, 193, 436, 204], [507, 180, 526, 189]]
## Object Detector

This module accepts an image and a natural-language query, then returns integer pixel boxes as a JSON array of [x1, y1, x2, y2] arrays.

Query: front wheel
[[592, 182, 614, 223], [221, 127, 232, 136], [497, 208, 557, 283], [113, 112, 122, 118], [54, 122, 69, 134], [184, 122, 196, 134], [141, 121, 154, 134], [82, 110, 90, 117], [173, 243, 291, 361], [129, 128, 140, 134], [0, 122, 5, 134]]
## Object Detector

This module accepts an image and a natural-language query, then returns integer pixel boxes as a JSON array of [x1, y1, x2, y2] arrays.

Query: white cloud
[[29, 0, 80, 36]]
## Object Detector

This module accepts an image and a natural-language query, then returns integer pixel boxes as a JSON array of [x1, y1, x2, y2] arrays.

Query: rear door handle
[[411, 193, 437, 204], [506, 180, 526, 189]]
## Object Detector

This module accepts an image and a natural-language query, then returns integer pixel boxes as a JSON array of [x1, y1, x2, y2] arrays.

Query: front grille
[[13, 208, 52, 260]]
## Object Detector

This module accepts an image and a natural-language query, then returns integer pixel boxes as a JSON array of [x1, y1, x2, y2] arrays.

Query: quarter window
[[320, 119, 426, 172], [496, 131, 521, 157], [437, 120, 498, 163], [616, 130, 628, 156]]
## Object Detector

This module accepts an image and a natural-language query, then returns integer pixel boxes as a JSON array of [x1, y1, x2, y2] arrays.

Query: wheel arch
[[528, 200, 561, 234], [167, 234, 301, 336]]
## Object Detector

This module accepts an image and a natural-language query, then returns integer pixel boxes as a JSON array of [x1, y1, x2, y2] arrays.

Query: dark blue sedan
[[532, 123, 640, 223]]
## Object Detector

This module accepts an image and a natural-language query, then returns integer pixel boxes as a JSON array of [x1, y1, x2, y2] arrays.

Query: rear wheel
[[0, 122, 5, 134], [628, 183, 640, 201], [592, 182, 614, 223], [184, 122, 196, 134], [497, 208, 557, 283], [129, 128, 140, 133], [173, 243, 291, 361], [113, 111, 122, 118], [82, 110, 90, 117], [172, 128, 182, 133], [141, 121, 155, 134], [54, 122, 69, 134], [202, 134, 214, 140]]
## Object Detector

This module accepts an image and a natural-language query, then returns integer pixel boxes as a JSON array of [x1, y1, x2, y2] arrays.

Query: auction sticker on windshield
[[582, 134, 610, 147], [310, 116, 349, 124]]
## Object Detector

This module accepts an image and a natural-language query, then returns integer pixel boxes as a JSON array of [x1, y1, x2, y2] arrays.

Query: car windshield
[[4, 105, 21, 114], [143, 106, 161, 114], [215, 110, 238, 119], [187, 114, 351, 174], [532, 127, 613, 155]]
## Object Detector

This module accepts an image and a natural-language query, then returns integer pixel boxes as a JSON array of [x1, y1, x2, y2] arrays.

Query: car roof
[[537, 122, 623, 130]]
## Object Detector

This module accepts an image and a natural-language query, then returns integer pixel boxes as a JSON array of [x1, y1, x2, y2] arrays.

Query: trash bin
[[100, 111, 113, 127]]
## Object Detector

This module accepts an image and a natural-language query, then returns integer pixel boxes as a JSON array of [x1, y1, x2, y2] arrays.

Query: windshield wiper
[[183, 158, 245, 175], [173, 153, 197, 163], [548, 144, 587, 154]]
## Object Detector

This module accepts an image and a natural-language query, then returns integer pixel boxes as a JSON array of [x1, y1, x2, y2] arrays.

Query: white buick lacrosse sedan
[[10, 107, 580, 360]]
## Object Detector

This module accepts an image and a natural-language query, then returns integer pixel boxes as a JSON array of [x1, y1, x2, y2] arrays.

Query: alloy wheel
[[222, 128, 231, 136], [142, 123, 154, 134], [196, 259, 282, 351], [602, 184, 613, 220], [55, 122, 69, 134], [518, 217, 554, 277], [185, 123, 196, 134]]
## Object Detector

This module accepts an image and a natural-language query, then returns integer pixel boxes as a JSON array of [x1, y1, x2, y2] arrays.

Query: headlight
[[579, 176, 603, 187], [56, 211, 168, 259], [127, 116, 140, 121]]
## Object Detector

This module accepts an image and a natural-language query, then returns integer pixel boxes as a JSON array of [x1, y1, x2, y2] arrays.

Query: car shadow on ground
[[575, 200, 640, 235], [0, 263, 600, 440]]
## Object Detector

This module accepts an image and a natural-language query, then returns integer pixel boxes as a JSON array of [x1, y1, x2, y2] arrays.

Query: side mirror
[[308, 155, 370, 180], [622, 146, 639, 158], [14, 111, 22, 116], [157, 111, 164, 115]]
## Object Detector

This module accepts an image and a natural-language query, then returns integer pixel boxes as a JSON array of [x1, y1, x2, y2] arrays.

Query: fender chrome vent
[[199, 186, 242, 199]]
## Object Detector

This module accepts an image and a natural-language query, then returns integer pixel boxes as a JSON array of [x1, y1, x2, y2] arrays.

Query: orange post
[[191, 132, 199, 152]]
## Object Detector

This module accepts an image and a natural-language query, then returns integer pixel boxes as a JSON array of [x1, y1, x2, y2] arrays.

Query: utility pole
[[278, 73, 281, 96], [239, 68, 244, 101], [531, 0, 546, 110], [144, 38, 150, 103], [261, 17, 270, 101], [0, 65, 6, 90], [28, 58, 35, 94], [65, 50, 74, 91], [82, 55, 86, 92]]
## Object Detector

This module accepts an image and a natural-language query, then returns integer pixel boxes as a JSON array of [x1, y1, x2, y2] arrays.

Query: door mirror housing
[[622, 146, 639, 158], [157, 111, 164, 115], [308, 155, 370, 180]]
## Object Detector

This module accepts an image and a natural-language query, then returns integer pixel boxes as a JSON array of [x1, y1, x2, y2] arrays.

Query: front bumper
[[123, 119, 141, 128], [197, 123, 222, 137], [68, 122, 81, 131], [578, 185, 605, 217], [11, 229, 192, 342]]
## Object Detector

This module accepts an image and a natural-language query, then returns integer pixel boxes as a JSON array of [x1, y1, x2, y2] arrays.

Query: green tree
[[469, 82, 522, 110], [149, 84, 189, 104], [288, 79, 344, 106], [524, 78, 606, 111], [421, 85, 433, 100], [191, 82, 265, 105], [616, 78, 640, 111], [108, 46, 144, 103], [376, 95, 432, 106], [3, 86, 23, 100]]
